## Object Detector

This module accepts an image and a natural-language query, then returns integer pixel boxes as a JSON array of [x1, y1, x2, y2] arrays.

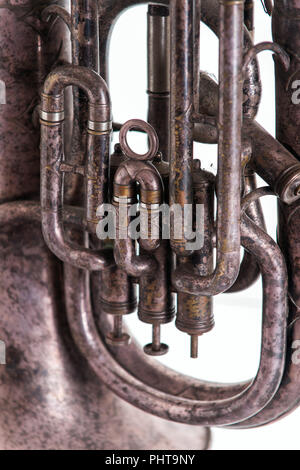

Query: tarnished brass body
[[1, 0, 300, 450]]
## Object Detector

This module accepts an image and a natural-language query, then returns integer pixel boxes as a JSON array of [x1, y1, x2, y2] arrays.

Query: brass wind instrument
[[0, 0, 300, 449]]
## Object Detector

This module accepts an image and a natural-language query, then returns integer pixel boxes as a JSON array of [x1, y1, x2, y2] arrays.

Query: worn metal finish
[[0, 0, 70, 203], [244, 0, 254, 36], [98, 0, 261, 119], [272, 0, 300, 157], [169, 0, 194, 256], [147, 4, 170, 162], [227, 167, 264, 293], [229, 199, 300, 429], [173, 0, 243, 296], [97, 142, 137, 329], [176, 166, 215, 358], [146, 6, 175, 351], [139, 241, 175, 356], [64, 213, 288, 426], [113, 159, 162, 274], [225, 0, 300, 429], [2, 0, 300, 450], [0, 203, 210, 449], [228, 0, 300, 428], [40, 65, 113, 271], [39, 0, 289, 424], [68, 0, 100, 202], [194, 68, 300, 205]]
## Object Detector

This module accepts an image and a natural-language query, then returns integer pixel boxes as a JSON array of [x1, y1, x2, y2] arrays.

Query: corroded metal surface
[[0, 0, 70, 203], [229, 0, 300, 428], [64, 213, 288, 426], [2, 0, 300, 450], [172, 0, 243, 295], [176, 166, 215, 357], [0, 210, 209, 449]]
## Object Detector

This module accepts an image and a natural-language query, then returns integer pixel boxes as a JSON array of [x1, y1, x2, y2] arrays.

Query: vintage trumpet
[[1, 0, 300, 450]]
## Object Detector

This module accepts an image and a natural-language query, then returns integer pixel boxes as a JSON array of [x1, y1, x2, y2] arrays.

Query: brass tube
[[173, 0, 244, 296], [2, 201, 286, 425], [169, 0, 194, 256], [227, 169, 266, 293], [194, 73, 300, 205], [40, 65, 113, 270], [66, 0, 100, 203], [244, 0, 254, 36], [228, 0, 300, 428], [176, 167, 215, 357], [113, 160, 163, 277], [147, 4, 170, 162], [64, 212, 287, 425], [0, 200, 248, 404], [98, 0, 261, 120]]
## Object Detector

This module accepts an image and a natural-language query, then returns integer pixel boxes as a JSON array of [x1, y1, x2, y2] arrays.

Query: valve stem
[[143, 324, 169, 356], [113, 315, 123, 338], [152, 324, 162, 351], [106, 315, 131, 346], [191, 335, 199, 359]]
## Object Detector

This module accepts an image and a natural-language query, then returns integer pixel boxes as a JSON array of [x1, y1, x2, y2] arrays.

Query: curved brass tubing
[[40, 64, 114, 271], [172, 0, 243, 296], [41, 5, 72, 31], [194, 71, 300, 294], [6, 200, 296, 429], [195, 68, 300, 206], [0, 201, 248, 405], [5, 201, 298, 429], [228, 191, 300, 429], [261, 0, 274, 16], [226, 168, 266, 294], [98, 0, 261, 118], [113, 159, 163, 277], [242, 41, 290, 75], [64, 212, 287, 426], [37, 0, 292, 430]]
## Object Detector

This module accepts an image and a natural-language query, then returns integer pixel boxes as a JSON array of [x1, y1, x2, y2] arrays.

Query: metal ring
[[87, 120, 112, 133], [113, 196, 136, 205], [119, 119, 159, 161], [39, 110, 65, 122], [39, 119, 62, 127], [139, 202, 161, 210]]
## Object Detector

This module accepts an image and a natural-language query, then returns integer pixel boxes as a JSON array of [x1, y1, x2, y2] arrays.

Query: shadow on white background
[[108, 2, 300, 450]]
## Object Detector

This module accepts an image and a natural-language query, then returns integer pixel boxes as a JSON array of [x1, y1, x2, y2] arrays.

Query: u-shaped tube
[[40, 64, 114, 271], [172, 0, 243, 296], [0, 200, 287, 425], [98, 0, 261, 120], [113, 160, 163, 277], [64, 211, 287, 426]]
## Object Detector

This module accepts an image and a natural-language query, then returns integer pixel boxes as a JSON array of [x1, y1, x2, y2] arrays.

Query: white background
[[108, 1, 300, 450]]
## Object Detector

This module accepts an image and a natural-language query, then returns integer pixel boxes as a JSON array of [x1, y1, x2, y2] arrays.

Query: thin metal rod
[[113, 315, 123, 338], [191, 335, 199, 359], [152, 325, 161, 351]]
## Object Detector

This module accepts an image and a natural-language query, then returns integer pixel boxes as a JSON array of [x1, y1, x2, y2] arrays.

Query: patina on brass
[[1, 0, 300, 450]]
